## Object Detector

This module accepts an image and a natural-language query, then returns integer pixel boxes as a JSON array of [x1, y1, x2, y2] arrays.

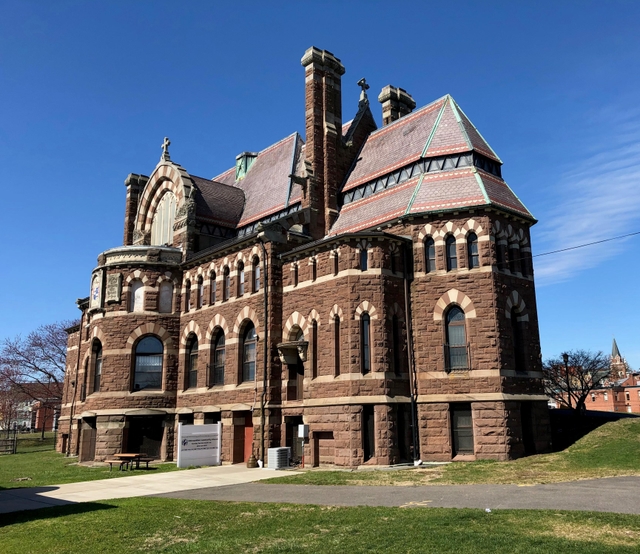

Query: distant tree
[[0, 320, 74, 407], [543, 349, 611, 413]]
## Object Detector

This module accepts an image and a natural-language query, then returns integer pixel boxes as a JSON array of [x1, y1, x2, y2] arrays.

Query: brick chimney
[[301, 47, 345, 239], [378, 85, 416, 126], [123, 173, 148, 245]]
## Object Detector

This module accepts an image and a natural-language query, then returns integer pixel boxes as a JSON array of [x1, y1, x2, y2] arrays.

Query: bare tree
[[543, 349, 611, 413], [0, 321, 75, 430]]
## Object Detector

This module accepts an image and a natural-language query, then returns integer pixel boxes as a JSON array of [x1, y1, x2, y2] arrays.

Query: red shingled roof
[[212, 133, 303, 227], [343, 95, 501, 193]]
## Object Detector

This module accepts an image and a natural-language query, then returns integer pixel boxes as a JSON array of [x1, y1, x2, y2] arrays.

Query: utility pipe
[[258, 237, 269, 465], [67, 306, 84, 457]]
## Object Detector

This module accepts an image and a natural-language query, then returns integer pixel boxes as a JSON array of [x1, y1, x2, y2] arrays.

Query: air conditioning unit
[[267, 447, 291, 469]]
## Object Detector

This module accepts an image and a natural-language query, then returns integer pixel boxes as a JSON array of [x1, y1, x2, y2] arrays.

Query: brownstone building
[[58, 46, 550, 466]]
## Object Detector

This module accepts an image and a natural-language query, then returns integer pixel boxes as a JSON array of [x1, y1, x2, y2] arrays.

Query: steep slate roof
[[330, 95, 532, 235], [343, 94, 500, 193], [212, 133, 304, 228], [190, 176, 245, 227]]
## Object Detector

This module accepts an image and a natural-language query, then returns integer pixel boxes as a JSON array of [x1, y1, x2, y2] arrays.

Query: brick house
[[57, 46, 550, 466]]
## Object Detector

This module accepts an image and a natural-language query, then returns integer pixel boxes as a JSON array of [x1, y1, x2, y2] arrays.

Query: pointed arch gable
[[205, 314, 230, 345], [135, 162, 193, 232], [233, 306, 260, 338], [354, 300, 378, 320], [505, 291, 529, 322], [434, 289, 477, 321]]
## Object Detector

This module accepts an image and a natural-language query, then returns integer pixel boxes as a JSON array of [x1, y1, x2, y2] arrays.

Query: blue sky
[[1, 1, 639, 367]]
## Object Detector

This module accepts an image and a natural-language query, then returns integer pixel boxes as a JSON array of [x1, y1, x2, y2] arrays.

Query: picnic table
[[106, 453, 154, 471]]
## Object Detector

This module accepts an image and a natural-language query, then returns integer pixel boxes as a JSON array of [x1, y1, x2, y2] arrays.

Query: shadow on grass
[[0, 494, 116, 527]]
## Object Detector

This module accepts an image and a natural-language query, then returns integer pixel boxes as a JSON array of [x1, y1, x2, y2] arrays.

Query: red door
[[244, 413, 254, 462]]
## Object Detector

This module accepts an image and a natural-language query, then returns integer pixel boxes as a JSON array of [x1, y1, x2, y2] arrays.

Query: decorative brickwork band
[[355, 301, 378, 320], [284, 311, 309, 339], [433, 289, 477, 321], [505, 291, 529, 322], [180, 320, 203, 347], [205, 314, 230, 345], [232, 306, 260, 339]]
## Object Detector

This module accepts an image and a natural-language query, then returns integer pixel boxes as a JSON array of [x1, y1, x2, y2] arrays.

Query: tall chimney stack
[[301, 47, 345, 239], [378, 85, 416, 126]]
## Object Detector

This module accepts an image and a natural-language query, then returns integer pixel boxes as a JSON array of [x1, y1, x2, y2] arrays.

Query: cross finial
[[357, 78, 370, 106], [161, 137, 171, 161]]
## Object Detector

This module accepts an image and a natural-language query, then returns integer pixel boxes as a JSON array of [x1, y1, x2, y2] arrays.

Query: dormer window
[[235, 152, 258, 180]]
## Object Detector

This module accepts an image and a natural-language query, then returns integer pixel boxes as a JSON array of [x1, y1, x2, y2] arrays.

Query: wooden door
[[243, 413, 253, 462], [79, 418, 96, 462], [451, 403, 474, 456]]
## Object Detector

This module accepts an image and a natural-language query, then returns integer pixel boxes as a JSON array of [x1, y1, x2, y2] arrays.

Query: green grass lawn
[[0, 450, 180, 490], [1, 498, 639, 553], [14, 431, 56, 453], [265, 418, 640, 487]]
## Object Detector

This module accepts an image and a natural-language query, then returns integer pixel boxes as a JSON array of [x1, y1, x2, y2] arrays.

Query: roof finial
[[161, 137, 171, 162], [357, 78, 370, 106]]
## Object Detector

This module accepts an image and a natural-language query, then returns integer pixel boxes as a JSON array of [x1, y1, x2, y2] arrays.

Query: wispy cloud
[[533, 108, 640, 285]]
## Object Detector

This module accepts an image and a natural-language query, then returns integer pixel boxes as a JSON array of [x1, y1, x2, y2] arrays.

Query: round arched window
[[134, 336, 163, 390]]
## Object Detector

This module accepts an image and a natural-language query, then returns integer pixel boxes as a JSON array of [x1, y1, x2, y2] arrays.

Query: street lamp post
[[562, 352, 571, 409]]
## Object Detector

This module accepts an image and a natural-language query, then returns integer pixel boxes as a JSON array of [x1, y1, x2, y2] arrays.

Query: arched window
[[509, 245, 520, 274], [390, 252, 397, 274], [223, 267, 230, 301], [184, 280, 191, 312], [425, 238, 436, 273], [150, 191, 176, 246], [333, 252, 339, 276], [242, 324, 257, 382], [210, 272, 217, 304], [197, 277, 204, 308], [311, 320, 318, 379], [361, 313, 371, 374], [293, 263, 299, 287], [445, 306, 468, 371], [311, 258, 317, 282], [133, 336, 163, 391], [90, 274, 100, 309], [334, 316, 341, 377], [511, 308, 526, 373], [186, 335, 198, 389], [210, 331, 225, 386], [467, 233, 479, 269], [445, 235, 457, 271], [521, 252, 530, 278], [391, 315, 401, 375], [93, 341, 102, 393], [496, 240, 507, 271], [158, 281, 173, 313], [237, 262, 245, 296], [130, 280, 144, 313], [360, 248, 368, 271], [252, 257, 260, 292]]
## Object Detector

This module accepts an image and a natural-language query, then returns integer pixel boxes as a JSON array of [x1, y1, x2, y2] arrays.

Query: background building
[[58, 46, 550, 466]]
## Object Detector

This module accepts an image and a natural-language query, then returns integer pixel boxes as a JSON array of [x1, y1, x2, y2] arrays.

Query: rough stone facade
[[57, 46, 551, 467]]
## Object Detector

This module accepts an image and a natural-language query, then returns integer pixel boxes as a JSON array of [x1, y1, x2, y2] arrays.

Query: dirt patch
[[533, 521, 640, 547]]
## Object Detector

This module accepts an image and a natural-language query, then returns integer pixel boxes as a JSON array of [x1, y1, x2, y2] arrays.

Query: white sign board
[[177, 422, 221, 468]]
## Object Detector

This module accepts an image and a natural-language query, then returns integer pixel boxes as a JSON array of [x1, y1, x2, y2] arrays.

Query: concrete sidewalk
[[0, 465, 292, 514], [154, 476, 640, 514]]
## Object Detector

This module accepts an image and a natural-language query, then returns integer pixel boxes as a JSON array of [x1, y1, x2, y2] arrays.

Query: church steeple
[[612, 338, 621, 359]]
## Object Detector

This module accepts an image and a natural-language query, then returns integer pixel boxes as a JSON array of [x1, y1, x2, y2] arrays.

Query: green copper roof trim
[[451, 98, 503, 163], [420, 100, 447, 158], [449, 96, 473, 151], [473, 169, 536, 221], [473, 169, 491, 204], [405, 173, 425, 215]]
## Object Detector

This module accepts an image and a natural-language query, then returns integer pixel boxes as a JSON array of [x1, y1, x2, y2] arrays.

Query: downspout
[[402, 240, 420, 464], [67, 306, 84, 457], [258, 237, 269, 465]]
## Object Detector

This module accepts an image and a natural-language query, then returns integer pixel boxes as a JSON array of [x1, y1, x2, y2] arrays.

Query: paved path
[[0, 465, 292, 514], [154, 476, 640, 514], [3, 469, 639, 515]]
